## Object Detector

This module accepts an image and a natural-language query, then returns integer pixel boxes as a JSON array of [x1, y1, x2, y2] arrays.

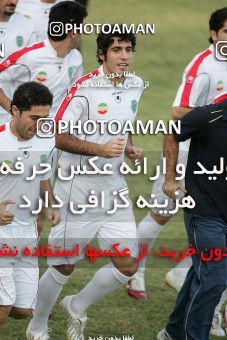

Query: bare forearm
[[125, 133, 133, 156], [40, 180, 55, 205], [56, 133, 102, 156], [163, 134, 179, 181], [0, 89, 11, 112], [126, 133, 133, 147], [171, 106, 193, 120]]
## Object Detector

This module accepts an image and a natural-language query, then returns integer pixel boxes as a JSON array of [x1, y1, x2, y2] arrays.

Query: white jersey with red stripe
[[173, 44, 227, 151], [0, 39, 83, 123], [0, 122, 55, 225], [56, 65, 144, 175], [16, 0, 67, 41], [0, 13, 37, 61], [173, 44, 227, 108], [47, 66, 143, 266]]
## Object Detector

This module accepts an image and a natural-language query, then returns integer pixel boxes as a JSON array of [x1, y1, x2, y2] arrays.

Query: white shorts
[[151, 147, 188, 217], [0, 223, 39, 308], [48, 175, 138, 266]]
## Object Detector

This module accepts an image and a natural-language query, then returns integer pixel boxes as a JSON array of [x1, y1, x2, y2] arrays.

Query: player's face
[[211, 19, 227, 45], [0, 0, 18, 16], [101, 38, 133, 76], [12, 105, 50, 141]]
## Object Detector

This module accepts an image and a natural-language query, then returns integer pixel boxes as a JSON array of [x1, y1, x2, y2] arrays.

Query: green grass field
[[3, 0, 227, 339]]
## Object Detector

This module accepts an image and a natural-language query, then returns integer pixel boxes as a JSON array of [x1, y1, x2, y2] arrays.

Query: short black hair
[[74, 0, 89, 8], [11, 82, 53, 113], [209, 7, 227, 43], [48, 1, 87, 42], [96, 24, 136, 64]]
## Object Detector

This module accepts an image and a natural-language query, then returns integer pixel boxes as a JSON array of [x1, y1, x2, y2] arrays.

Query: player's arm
[[171, 106, 193, 120], [0, 60, 30, 112], [56, 133, 125, 158], [55, 95, 125, 158], [124, 132, 144, 161], [162, 134, 184, 200], [40, 179, 60, 227], [0, 67, 13, 112], [172, 60, 210, 120], [163, 105, 211, 199]]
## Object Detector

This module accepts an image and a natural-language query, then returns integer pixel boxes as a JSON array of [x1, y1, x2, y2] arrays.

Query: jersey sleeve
[[22, 15, 38, 45], [0, 61, 31, 113], [135, 77, 145, 98], [173, 71, 210, 108], [27, 31, 38, 45], [134, 77, 145, 116], [74, 63, 83, 81], [173, 49, 212, 108], [61, 95, 88, 123], [0, 62, 31, 87], [70, 50, 84, 84]]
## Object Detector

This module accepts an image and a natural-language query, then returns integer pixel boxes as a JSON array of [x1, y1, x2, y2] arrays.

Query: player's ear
[[68, 30, 75, 38], [98, 49, 105, 62], [210, 30, 218, 44], [11, 105, 21, 118]]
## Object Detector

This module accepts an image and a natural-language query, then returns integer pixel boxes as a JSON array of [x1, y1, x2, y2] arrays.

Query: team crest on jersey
[[36, 71, 48, 83], [216, 80, 224, 91], [131, 100, 137, 113], [16, 35, 23, 48], [1, 160, 13, 171], [68, 66, 74, 80], [40, 154, 47, 163], [97, 103, 108, 115], [186, 76, 194, 85]]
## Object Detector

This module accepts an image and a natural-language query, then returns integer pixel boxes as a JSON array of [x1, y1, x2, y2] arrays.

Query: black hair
[[74, 0, 89, 8], [48, 1, 87, 42], [96, 24, 136, 64], [209, 7, 227, 43], [10, 82, 53, 113]]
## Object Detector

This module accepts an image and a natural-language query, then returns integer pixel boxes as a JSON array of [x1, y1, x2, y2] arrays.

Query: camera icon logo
[[37, 118, 56, 138], [49, 22, 64, 37], [216, 41, 227, 61]]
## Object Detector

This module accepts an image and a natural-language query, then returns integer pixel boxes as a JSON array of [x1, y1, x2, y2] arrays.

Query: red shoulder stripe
[[0, 124, 6, 133], [180, 49, 212, 107], [214, 93, 227, 104], [55, 69, 99, 123], [0, 42, 45, 72]]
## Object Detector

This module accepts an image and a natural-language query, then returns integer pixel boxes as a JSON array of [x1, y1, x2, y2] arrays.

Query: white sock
[[170, 256, 191, 285], [137, 212, 166, 271], [70, 263, 130, 316], [30, 267, 70, 332]]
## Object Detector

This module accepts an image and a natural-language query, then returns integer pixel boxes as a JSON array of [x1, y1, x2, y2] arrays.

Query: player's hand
[[0, 199, 15, 225], [125, 145, 144, 161], [162, 180, 187, 200], [101, 137, 125, 158], [47, 207, 61, 227]]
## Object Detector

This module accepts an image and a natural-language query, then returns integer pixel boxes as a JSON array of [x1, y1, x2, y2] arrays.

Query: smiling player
[[27, 25, 144, 339], [0, 81, 60, 329]]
